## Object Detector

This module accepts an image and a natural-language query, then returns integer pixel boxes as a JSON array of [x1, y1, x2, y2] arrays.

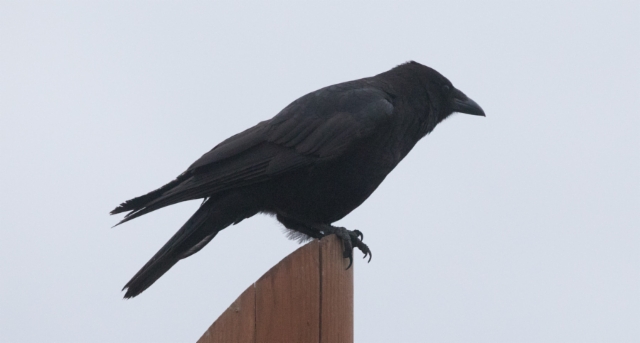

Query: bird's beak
[[451, 88, 485, 117]]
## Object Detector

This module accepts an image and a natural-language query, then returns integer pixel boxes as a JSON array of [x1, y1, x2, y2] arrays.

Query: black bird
[[112, 61, 484, 298]]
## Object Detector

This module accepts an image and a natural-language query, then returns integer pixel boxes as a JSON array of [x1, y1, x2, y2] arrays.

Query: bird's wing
[[268, 88, 394, 157], [115, 85, 393, 223], [189, 85, 394, 170]]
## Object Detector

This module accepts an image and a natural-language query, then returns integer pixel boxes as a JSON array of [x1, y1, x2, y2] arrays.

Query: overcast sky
[[1, 1, 638, 342]]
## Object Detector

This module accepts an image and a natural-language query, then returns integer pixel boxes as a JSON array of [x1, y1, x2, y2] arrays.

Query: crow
[[111, 61, 484, 298]]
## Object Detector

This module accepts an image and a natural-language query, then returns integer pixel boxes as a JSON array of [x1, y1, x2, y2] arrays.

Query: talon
[[342, 240, 354, 270], [345, 255, 353, 269], [317, 225, 371, 268], [353, 230, 364, 241], [353, 239, 372, 263]]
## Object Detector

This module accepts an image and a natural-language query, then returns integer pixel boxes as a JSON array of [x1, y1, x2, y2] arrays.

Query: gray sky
[[1, 1, 638, 342]]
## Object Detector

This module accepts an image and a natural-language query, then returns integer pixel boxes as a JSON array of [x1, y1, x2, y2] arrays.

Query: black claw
[[353, 230, 364, 241], [342, 242, 354, 270], [361, 249, 372, 262], [350, 235, 372, 263], [340, 232, 354, 269], [345, 255, 353, 270], [320, 226, 370, 269]]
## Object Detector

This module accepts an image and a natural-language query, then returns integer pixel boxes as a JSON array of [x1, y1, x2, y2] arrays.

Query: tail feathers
[[111, 176, 185, 216], [122, 228, 220, 298], [113, 181, 206, 227], [123, 256, 180, 299], [122, 193, 257, 298], [122, 198, 218, 298]]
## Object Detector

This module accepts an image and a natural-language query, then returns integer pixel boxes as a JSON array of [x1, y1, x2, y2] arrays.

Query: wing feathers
[[113, 85, 393, 224]]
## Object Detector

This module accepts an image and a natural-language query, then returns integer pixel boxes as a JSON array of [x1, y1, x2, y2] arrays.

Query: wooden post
[[197, 235, 353, 343]]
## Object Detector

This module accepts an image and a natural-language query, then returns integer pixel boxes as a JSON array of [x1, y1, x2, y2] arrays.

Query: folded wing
[[112, 84, 394, 224]]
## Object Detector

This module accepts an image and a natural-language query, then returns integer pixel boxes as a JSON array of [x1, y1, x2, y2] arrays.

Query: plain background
[[1, 1, 638, 342]]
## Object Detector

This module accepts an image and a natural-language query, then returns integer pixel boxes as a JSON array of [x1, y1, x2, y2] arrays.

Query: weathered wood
[[255, 240, 321, 342], [196, 286, 255, 343], [320, 236, 354, 343], [196, 236, 353, 343]]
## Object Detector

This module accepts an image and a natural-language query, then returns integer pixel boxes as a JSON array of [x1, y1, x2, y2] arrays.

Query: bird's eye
[[443, 85, 451, 93]]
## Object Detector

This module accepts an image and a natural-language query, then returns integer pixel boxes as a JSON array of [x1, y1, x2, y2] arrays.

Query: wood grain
[[196, 285, 255, 343], [320, 235, 354, 343], [196, 236, 353, 343], [255, 240, 321, 343]]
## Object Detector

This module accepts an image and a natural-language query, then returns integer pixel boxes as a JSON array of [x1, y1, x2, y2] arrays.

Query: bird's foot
[[319, 225, 372, 269]]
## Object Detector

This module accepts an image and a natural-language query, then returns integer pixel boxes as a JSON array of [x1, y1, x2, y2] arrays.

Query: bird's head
[[390, 61, 485, 121], [439, 81, 485, 118]]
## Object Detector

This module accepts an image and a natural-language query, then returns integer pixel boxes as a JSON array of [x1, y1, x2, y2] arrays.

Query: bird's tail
[[122, 192, 258, 298], [110, 173, 206, 227], [111, 176, 186, 216]]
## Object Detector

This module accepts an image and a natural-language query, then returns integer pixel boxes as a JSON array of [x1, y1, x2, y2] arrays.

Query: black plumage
[[112, 61, 484, 298]]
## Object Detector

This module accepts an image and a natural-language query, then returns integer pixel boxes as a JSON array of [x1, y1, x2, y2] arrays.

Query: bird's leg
[[277, 214, 325, 242], [315, 224, 372, 269], [276, 214, 371, 269]]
